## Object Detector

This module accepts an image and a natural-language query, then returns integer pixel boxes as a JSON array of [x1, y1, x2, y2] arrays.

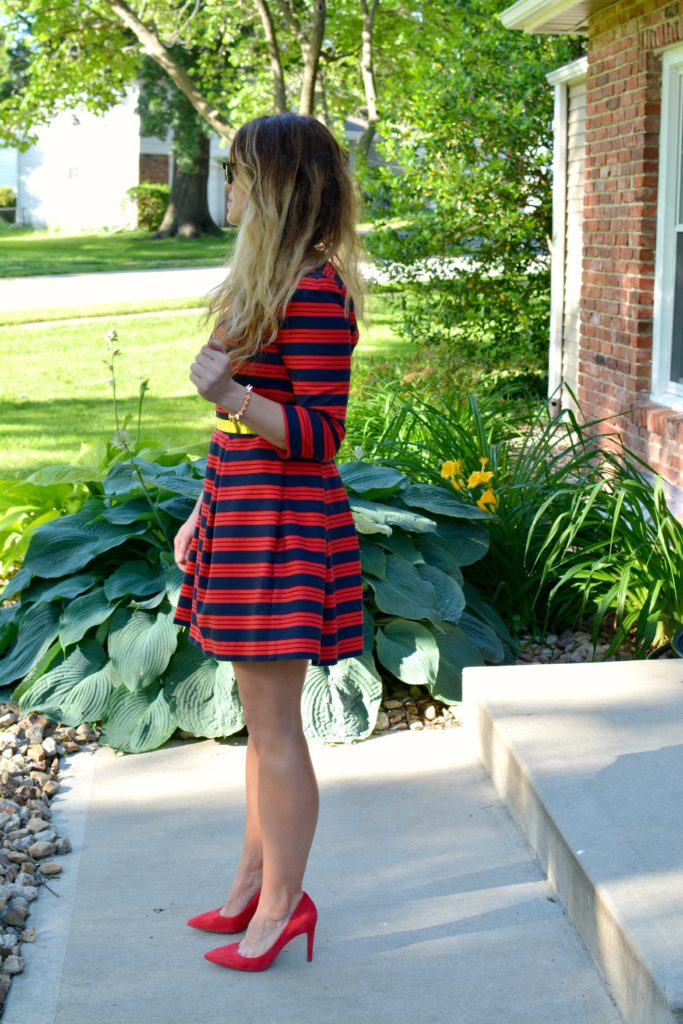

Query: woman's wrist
[[220, 381, 246, 413]]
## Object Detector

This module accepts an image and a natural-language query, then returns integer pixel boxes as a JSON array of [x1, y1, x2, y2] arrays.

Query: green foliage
[[0, 446, 513, 750], [367, 381, 683, 658], [126, 182, 171, 232], [360, 0, 585, 369], [0, 187, 16, 208]]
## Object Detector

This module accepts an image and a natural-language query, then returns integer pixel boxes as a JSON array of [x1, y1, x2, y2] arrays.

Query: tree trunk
[[155, 132, 222, 238], [357, 0, 379, 162], [254, 0, 288, 113], [299, 0, 325, 116]]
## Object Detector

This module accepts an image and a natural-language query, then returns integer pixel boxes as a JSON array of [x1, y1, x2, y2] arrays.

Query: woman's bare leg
[[220, 735, 263, 916], [230, 657, 319, 957]]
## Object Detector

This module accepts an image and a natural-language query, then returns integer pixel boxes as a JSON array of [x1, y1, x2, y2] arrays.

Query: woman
[[172, 112, 366, 973]]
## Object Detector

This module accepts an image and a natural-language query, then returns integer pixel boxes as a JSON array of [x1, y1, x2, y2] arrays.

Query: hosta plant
[[0, 443, 515, 753]]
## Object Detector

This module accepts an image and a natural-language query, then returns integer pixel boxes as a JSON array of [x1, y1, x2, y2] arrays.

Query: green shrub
[[0, 446, 515, 753], [367, 381, 683, 657], [0, 187, 16, 209], [126, 182, 171, 231]]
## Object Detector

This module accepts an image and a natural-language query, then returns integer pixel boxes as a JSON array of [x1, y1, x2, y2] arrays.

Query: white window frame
[[546, 57, 588, 413], [652, 42, 683, 410]]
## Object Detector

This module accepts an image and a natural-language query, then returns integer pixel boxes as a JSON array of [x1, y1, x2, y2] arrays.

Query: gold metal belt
[[215, 414, 255, 435]]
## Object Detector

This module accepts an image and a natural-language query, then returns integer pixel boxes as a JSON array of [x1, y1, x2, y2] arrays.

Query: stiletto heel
[[186, 889, 261, 933], [204, 892, 318, 971]]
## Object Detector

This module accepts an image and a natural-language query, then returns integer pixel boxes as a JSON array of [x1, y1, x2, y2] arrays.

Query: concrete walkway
[[0, 266, 227, 312], [2, 727, 623, 1024]]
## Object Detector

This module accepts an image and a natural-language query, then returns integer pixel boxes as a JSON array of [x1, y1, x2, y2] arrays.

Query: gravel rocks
[[0, 704, 100, 1014]]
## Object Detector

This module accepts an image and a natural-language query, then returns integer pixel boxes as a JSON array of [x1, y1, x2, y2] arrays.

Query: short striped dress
[[172, 260, 365, 666]]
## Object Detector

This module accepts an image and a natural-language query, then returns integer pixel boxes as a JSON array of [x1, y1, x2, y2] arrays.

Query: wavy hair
[[204, 113, 366, 365]]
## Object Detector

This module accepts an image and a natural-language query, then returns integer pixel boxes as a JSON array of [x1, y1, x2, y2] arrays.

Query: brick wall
[[580, 0, 683, 487], [139, 153, 169, 185]]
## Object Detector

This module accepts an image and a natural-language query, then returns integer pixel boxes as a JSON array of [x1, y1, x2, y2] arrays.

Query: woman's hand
[[174, 509, 200, 572], [189, 337, 239, 407]]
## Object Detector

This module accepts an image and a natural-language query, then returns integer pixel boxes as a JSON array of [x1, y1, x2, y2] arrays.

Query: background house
[[501, 0, 683, 514], [0, 90, 380, 233]]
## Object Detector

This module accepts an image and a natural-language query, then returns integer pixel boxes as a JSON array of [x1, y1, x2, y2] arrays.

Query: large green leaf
[[432, 518, 490, 567], [358, 538, 386, 578], [376, 620, 439, 686], [158, 496, 198, 521], [131, 457, 203, 499], [377, 530, 424, 564], [99, 498, 155, 525], [416, 563, 465, 624], [350, 498, 436, 534], [18, 571, 99, 606], [107, 606, 178, 690], [0, 602, 61, 687], [104, 561, 167, 601], [429, 623, 485, 704], [401, 483, 494, 520], [164, 641, 244, 738], [302, 652, 382, 742], [366, 553, 440, 621], [163, 558, 185, 608], [22, 505, 150, 578], [338, 461, 408, 499], [457, 610, 505, 663], [59, 587, 119, 648], [462, 581, 517, 653], [414, 532, 465, 578], [99, 682, 177, 753], [0, 564, 32, 601], [17, 639, 114, 725]]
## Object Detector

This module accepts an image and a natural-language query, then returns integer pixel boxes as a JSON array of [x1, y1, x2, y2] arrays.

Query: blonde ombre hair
[[204, 113, 366, 366]]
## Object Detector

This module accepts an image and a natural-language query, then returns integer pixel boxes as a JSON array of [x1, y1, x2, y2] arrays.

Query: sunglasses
[[222, 160, 236, 184]]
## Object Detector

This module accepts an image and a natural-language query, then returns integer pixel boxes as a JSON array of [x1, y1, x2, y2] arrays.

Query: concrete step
[[462, 658, 683, 1024]]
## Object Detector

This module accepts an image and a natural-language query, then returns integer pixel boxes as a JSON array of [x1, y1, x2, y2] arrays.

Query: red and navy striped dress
[[172, 260, 365, 666]]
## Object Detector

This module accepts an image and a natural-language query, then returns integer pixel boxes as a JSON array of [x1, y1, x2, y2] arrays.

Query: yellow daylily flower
[[450, 476, 465, 493], [440, 459, 462, 479], [467, 469, 495, 489], [476, 487, 498, 511]]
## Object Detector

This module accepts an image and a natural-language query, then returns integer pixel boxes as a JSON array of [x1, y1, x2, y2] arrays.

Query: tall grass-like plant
[[367, 382, 683, 657]]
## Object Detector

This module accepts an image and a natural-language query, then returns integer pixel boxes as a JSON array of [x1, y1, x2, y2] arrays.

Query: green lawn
[[0, 292, 408, 479], [0, 228, 235, 277]]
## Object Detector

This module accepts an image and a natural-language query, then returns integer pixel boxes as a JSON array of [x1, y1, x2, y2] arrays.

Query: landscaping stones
[[0, 704, 98, 1013]]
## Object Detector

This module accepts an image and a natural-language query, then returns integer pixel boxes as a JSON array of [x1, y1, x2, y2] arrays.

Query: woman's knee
[[234, 659, 309, 749]]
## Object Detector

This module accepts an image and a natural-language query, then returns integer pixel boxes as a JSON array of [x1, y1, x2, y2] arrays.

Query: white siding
[[16, 89, 140, 231], [561, 79, 586, 415]]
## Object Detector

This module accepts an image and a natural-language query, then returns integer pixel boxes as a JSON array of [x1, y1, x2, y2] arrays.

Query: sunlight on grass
[[0, 228, 235, 278], [0, 292, 406, 479]]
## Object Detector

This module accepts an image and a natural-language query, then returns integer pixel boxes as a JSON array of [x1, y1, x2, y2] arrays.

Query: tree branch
[[299, 0, 325, 116], [101, 0, 234, 141], [253, 0, 288, 113], [357, 0, 379, 160]]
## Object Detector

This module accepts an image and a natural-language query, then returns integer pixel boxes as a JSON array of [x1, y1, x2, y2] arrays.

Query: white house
[[0, 87, 378, 233], [1, 86, 226, 231]]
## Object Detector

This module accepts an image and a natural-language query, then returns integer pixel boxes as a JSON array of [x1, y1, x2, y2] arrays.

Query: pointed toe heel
[[186, 889, 261, 933], [204, 892, 317, 971]]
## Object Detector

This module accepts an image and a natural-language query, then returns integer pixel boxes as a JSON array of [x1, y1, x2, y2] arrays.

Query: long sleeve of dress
[[274, 273, 359, 462]]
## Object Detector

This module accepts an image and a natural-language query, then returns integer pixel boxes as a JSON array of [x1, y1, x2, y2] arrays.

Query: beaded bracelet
[[226, 384, 254, 422]]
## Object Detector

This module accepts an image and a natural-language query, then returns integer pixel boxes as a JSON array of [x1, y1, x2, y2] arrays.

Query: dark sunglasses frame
[[222, 160, 235, 185]]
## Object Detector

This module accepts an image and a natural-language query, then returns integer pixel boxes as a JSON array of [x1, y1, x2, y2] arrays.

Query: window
[[653, 43, 683, 405]]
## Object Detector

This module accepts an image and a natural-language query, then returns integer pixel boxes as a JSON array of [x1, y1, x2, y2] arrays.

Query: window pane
[[671, 230, 683, 384]]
